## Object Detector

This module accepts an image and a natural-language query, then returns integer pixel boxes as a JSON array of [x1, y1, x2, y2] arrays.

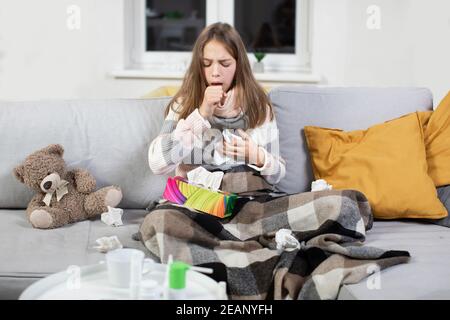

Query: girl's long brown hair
[[165, 22, 273, 128]]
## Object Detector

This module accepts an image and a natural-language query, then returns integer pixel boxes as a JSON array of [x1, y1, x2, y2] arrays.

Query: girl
[[148, 22, 285, 186]]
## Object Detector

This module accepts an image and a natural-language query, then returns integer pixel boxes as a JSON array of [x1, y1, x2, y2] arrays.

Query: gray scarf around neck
[[209, 111, 248, 130]]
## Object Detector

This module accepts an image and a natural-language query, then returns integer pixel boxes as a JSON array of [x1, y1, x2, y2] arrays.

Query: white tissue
[[222, 129, 243, 143], [212, 131, 246, 166], [93, 235, 123, 253], [187, 166, 224, 191], [101, 206, 124, 227], [275, 229, 300, 252], [311, 179, 333, 192]]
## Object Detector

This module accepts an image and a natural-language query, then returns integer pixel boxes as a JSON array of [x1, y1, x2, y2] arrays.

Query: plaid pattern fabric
[[138, 168, 410, 300]]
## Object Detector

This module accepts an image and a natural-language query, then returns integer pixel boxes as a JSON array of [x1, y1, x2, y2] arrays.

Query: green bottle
[[168, 261, 190, 299]]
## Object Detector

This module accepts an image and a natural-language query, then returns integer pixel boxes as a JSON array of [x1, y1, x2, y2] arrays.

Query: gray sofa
[[1, 86, 449, 300]]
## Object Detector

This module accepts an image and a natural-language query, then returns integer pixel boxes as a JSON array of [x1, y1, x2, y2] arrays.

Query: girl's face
[[202, 39, 237, 92]]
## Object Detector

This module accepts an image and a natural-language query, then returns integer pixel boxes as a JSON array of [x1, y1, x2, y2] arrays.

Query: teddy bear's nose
[[43, 181, 52, 190]]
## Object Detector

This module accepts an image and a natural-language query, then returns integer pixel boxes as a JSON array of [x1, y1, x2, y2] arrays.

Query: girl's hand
[[220, 129, 265, 167], [199, 85, 227, 119]]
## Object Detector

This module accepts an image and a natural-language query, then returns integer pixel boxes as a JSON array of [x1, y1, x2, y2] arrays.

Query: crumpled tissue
[[187, 166, 224, 191], [93, 235, 123, 253], [275, 229, 301, 252], [101, 206, 124, 227], [311, 179, 333, 192], [213, 133, 246, 166]]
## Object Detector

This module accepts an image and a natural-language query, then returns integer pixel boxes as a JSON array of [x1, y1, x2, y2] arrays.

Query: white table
[[19, 262, 224, 300]]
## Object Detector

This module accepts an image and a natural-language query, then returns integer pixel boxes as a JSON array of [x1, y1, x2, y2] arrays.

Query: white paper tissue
[[187, 166, 224, 191], [311, 179, 333, 192], [101, 206, 124, 227], [275, 229, 301, 252], [93, 235, 123, 253]]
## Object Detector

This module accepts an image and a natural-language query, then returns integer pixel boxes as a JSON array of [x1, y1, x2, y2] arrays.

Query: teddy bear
[[13, 144, 123, 229]]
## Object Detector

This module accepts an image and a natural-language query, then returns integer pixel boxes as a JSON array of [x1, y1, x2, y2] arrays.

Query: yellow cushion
[[141, 86, 181, 99], [424, 91, 450, 186], [304, 112, 447, 219], [141, 85, 271, 98]]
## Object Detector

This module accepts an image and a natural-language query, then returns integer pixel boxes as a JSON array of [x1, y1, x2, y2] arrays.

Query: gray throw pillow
[[428, 185, 450, 227]]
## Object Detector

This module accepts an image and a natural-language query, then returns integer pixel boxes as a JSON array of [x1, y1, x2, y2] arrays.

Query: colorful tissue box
[[163, 176, 237, 218]]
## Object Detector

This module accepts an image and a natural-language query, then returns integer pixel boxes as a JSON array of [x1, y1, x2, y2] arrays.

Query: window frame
[[124, 0, 312, 74]]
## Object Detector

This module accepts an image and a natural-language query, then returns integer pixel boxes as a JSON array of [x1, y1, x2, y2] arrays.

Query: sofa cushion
[[141, 85, 271, 99], [269, 86, 434, 195], [425, 185, 450, 227], [304, 112, 447, 219], [338, 220, 450, 299], [424, 91, 450, 186], [0, 209, 149, 299], [141, 86, 181, 98], [0, 98, 171, 209]]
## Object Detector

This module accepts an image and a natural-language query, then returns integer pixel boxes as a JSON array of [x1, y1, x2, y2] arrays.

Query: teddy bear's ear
[[42, 144, 64, 157], [13, 165, 25, 183]]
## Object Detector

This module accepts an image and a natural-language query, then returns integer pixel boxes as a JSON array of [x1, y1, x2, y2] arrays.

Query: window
[[124, 0, 311, 75], [234, 0, 296, 54], [145, 0, 206, 52]]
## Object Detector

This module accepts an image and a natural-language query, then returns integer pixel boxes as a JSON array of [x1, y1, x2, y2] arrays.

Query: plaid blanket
[[138, 167, 410, 300]]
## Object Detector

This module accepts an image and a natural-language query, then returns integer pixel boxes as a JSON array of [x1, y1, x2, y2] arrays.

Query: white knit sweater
[[148, 106, 286, 186]]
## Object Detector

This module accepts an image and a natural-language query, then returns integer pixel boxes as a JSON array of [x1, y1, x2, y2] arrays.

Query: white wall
[[0, 0, 449, 104], [312, 0, 450, 103], [0, 0, 177, 100], [407, 0, 450, 104]]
